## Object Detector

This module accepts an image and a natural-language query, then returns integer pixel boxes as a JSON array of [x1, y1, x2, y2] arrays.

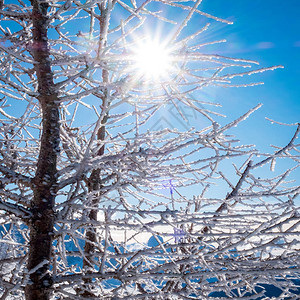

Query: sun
[[133, 38, 173, 81]]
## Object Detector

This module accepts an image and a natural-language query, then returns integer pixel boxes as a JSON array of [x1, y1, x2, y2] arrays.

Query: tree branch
[[253, 122, 300, 169], [0, 165, 32, 187], [0, 199, 32, 220]]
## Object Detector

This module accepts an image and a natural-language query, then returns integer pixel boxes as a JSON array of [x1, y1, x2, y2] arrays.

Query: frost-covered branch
[[0, 199, 31, 220]]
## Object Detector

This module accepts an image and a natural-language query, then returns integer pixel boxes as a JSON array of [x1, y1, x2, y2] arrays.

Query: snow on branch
[[0, 199, 31, 220]]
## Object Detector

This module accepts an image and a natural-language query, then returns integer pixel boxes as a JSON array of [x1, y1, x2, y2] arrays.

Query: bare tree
[[0, 1, 299, 299]]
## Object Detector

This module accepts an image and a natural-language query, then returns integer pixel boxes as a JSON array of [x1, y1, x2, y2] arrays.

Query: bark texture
[[25, 1, 59, 299]]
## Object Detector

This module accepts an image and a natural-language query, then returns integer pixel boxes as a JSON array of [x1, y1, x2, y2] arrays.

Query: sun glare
[[133, 39, 172, 81]]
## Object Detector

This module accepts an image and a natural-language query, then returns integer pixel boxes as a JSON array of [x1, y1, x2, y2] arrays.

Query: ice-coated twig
[[253, 123, 300, 169], [0, 200, 31, 220]]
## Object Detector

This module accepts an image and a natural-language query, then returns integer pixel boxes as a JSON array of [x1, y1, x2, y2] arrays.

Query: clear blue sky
[[153, 0, 300, 201], [142, 0, 299, 157], [200, 0, 300, 149]]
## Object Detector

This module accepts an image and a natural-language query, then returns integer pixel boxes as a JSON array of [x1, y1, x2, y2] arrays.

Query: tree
[[0, 0, 299, 299]]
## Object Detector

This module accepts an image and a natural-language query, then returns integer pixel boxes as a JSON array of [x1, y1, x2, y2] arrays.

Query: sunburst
[[132, 38, 173, 82]]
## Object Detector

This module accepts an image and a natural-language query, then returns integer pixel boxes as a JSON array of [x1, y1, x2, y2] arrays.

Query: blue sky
[[135, 0, 299, 157], [200, 0, 299, 148], [197, 0, 300, 201], [60, 1, 300, 200], [147, 0, 300, 202]]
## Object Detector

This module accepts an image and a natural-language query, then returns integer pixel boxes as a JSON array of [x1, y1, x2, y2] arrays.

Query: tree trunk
[[25, 1, 59, 299], [81, 112, 107, 298], [80, 6, 110, 296]]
